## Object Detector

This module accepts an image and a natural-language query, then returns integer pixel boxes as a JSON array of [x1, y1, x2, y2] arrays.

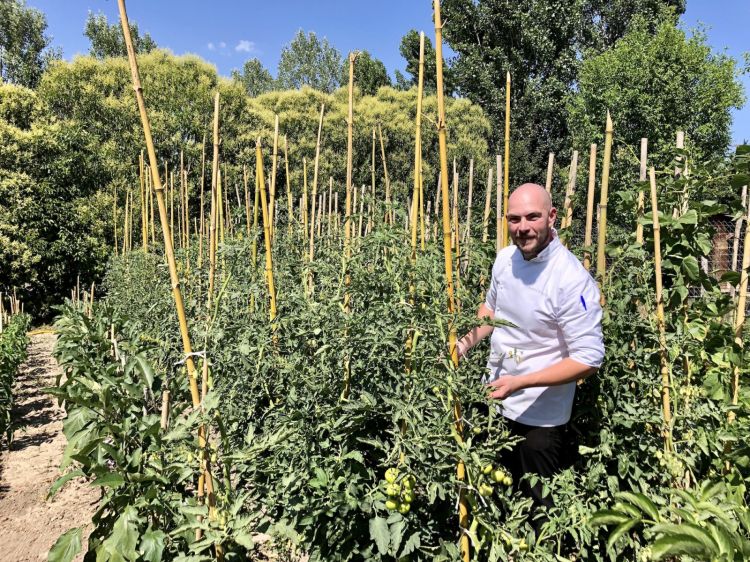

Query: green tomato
[[403, 475, 416, 490], [473, 426, 483, 435], [479, 484, 494, 497], [503, 475, 513, 486], [385, 499, 399, 511], [385, 467, 400, 484], [483, 464, 494, 475], [385, 483, 401, 497], [402, 490, 415, 504], [398, 502, 411, 514], [492, 470, 506, 483]]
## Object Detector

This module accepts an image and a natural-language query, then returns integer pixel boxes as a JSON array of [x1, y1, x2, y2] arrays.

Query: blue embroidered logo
[[580, 295, 587, 311]]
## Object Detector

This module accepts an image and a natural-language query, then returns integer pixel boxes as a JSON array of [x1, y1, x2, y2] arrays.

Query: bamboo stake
[[269, 115, 279, 240], [223, 166, 230, 240], [243, 166, 251, 237], [649, 167, 673, 453], [149, 164, 155, 245], [730, 184, 747, 282], [309, 104, 325, 261], [302, 157, 309, 246], [140, 150, 147, 251], [180, 150, 185, 249], [482, 166, 493, 243], [122, 188, 130, 255], [209, 93, 220, 298], [284, 135, 293, 236], [583, 144, 597, 271], [636, 138, 648, 244], [327, 177, 333, 239], [370, 127, 376, 232], [496, 154, 503, 253], [113, 185, 118, 254], [463, 158, 474, 250], [561, 150, 578, 233], [116, 2, 215, 542], [545, 152, 554, 195], [198, 133, 206, 266], [730, 183, 750, 421], [596, 112, 613, 295], [170, 171, 174, 246], [378, 123, 391, 224], [358, 184, 365, 238], [434, 2, 469, 560], [502, 73, 511, 248], [256, 140, 277, 323], [414, 31, 426, 253]]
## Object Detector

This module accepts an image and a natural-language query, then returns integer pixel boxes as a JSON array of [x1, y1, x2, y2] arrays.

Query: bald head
[[509, 183, 552, 214], [506, 183, 557, 259]]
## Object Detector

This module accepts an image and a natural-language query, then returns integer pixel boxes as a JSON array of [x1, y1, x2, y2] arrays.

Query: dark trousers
[[499, 419, 572, 532]]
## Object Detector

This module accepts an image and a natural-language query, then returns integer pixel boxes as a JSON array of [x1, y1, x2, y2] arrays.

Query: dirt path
[[0, 332, 98, 562]]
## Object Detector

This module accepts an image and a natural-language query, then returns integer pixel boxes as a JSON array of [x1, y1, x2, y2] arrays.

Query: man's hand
[[487, 375, 523, 400]]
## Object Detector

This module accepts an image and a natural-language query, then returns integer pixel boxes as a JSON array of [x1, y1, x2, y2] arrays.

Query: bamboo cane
[[122, 188, 130, 255], [284, 135, 293, 237], [463, 158, 474, 252], [256, 140, 277, 324], [596, 112, 613, 295], [482, 166, 493, 243], [198, 133, 206, 266], [223, 165, 230, 240], [378, 123, 392, 224], [140, 150, 147, 251], [327, 177, 333, 240], [496, 154, 503, 253], [561, 150, 578, 235], [545, 152, 554, 195], [730, 183, 750, 422], [243, 165, 251, 237], [730, 185, 747, 286], [636, 138, 648, 244], [370, 127, 376, 232], [649, 167, 673, 453], [502, 72, 511, 248], [180, 150, 185, 249], [267, 115, 279, 240], [209, 93, 220, 298], [309, 104, 325, 261], [116, 2, 215, 542], [149, 164, 155, 245], [434, 2, 469, 560], [170, 171, 174, 246], [583, 144, 597, 271], [358, 184, 365, 238], [303, 157, 309, 245], [414, 31, 426, 253], [113, 184, 118, 254]]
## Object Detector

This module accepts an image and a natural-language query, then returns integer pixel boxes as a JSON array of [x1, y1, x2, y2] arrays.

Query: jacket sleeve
[[556, 272, 604, 368]]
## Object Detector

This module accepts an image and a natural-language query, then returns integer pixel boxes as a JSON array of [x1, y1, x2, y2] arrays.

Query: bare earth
[[0, 332, 98, 562]]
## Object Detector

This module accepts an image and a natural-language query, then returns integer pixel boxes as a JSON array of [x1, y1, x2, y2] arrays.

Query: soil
[[0, 332, 98, 562]]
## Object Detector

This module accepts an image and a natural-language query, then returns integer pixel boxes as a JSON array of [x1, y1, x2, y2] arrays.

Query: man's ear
[[548, 206, 558, 226]]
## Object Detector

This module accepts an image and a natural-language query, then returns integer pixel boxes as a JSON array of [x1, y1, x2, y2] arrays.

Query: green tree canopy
[[568, 20, 745, 167], [231, 58, 275, 97], [439, 0, 687, 183], [397, 29, 449, 94], [339, 51, 391, 96], [0, 0, 59, 88], [277, 30, 342, 93], [84, 11, 157, 59]]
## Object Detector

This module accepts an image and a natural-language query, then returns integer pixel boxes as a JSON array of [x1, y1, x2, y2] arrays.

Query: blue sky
[[28, 0, 749, 144]]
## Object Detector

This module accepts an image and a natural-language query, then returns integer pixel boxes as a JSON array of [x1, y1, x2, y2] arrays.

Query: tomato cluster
[[382, 467, 417, 514]]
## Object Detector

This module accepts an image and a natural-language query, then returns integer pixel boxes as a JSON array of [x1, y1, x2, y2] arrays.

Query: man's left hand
[[487, 375, 523, 400]]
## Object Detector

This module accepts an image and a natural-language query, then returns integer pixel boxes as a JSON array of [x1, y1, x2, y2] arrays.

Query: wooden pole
[[269, 114, 279, 240], [414, 31, 426, 253], [309, 104, 325, 261], [113, 184, 118, 254], [583, 144, 597, 271], [256, 140, 277, 324], [502, 73, 511, 248], [496, 154, 503, 253], [198, 133, 206, 266], [209, 93, 220, 298], [284, 135, 293, 237], [636, 138, 648, 244], [434, 2, 469, 560], [140, 150, 147, 251], [730, 183, 750, 421], [378, 123, 392, 224], [596, 112, 613, 294], [649, 167, 673, 453], [561, 150, 578, 233], [482, 166, 493, 243], [545, 152, 554, 195], [371, 127, 376, 232]]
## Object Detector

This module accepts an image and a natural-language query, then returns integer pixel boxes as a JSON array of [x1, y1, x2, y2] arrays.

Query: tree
[[339, 51, 390, 96], [568, 20, 745, 168], [439, 0, 686, 182], [0, 0, 59, 88], [231, 58, 275, 97], [276, 30, 341, 93], [84, 12, 156, 59]]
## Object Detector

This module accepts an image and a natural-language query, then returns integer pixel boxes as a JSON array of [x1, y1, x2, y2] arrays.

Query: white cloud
[[207, 42, 215, 51], [219, 41, 227, 49], [235, 40, 256, 53]]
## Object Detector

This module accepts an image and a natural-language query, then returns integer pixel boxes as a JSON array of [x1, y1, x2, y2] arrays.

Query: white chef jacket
[[484, 234, 604, 427]]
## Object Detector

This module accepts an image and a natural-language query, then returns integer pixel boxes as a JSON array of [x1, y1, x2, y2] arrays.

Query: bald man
[[456, 183, 604, 530]]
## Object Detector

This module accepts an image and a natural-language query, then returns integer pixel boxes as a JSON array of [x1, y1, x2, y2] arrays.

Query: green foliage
[[0, 83, 110, 318], [0, 312, 30, 447], [438, 0, 706, 184], [340, 51, 391, 96], [84, 11, 157, 59], [277, 30, 342, 93], [569, 20, 745, 175], [231, 58, 275, 97], [396, 30, 448, 94], [0, 0, 60, 87]]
